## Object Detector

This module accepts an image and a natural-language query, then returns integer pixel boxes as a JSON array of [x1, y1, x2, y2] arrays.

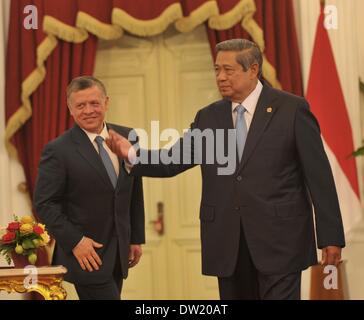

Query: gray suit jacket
[[34, 123, 145, 285], [131, 84, 345, 276]]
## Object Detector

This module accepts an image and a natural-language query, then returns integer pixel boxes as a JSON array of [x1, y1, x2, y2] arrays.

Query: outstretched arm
[[106, 111, 202, 178]]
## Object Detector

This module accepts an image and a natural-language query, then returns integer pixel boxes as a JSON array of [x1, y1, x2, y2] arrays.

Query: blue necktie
[[95, 136, 118, 188], [235, 105, 248, 162]]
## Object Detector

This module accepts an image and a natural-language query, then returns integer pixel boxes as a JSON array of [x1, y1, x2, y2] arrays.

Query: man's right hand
[[72, 237, 103, 272]]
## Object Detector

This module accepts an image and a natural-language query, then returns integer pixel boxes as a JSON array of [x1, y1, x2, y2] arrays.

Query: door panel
[[94, 25, 220, 299]]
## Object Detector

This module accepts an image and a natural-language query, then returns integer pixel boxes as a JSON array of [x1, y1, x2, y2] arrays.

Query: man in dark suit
[[34, 76, 145, 300], [106, 39, 345, 300]]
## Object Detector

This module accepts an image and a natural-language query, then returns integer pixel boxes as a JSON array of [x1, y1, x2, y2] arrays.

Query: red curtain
[[19, 40, 97, 197], [6, 0, 98, 197], [6, 0, 303, 200], [207, 0, 303, 96]]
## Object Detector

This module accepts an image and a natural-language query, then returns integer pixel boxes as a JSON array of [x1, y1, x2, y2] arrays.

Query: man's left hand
[[321, 246, 342, 267], [128, 244, 142, 268]]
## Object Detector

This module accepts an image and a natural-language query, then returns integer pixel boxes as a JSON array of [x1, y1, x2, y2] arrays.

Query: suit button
[[236, 176, 242, 182]]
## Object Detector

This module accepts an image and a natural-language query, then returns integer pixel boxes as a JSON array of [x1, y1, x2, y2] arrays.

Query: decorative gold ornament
[[0, 266, 67, 300]]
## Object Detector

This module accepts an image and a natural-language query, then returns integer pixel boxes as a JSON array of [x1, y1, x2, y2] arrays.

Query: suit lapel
[[114, 156, 127, 193], [237, 85, 278, 173], [71, 125, 115, 191], [214, 99, 234, 130], [106, 123, 129, 193]]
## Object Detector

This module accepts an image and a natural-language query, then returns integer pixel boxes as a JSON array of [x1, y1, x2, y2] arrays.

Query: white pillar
[[293, 0, 364, 299]]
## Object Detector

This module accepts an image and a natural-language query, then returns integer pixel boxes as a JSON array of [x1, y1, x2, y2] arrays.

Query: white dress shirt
[[231, 80, 263, 129], [81, 123, 120, 177]]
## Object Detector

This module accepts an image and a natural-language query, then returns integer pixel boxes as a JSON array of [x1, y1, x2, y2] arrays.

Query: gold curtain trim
[[262, 56, 282, 90], [112, 3, 183, 37], [5, 0, 282, 155], [175, 1, 219, 33], [77, 12, 123, 40], [43, 15, 88, 43], [208, 0, 251, 30], [240, 0, 281, 89], [5, 35, 58, 157], [240, 0, 264, 50]]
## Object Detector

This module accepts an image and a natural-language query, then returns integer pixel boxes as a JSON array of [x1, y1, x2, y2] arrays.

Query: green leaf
[[352, 146, 364, 157], [5, 253, 11, 265], [0, 244, 14, 252]]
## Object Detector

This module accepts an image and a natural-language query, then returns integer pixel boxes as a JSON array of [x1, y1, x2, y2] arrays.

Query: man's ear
[[249, 63, 260, 79], [104, 96, 110, 111], [67, 103, 74, 116]]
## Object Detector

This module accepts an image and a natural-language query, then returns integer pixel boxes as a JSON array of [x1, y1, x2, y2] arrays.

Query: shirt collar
[[81, 123, 109, 144], [232, 80, 263, 114]]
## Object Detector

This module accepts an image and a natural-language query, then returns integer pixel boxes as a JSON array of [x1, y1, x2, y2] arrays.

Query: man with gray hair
[[106, 39, 345, 300], [34, 76, 145, 299]]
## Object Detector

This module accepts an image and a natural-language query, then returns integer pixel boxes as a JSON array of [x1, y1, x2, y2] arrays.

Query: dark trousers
[[75, 249, 123, 300], [218, 226, 301, 300]]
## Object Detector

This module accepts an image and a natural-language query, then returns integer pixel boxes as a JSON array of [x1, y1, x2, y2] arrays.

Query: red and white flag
[[306, 4, 361, 233]]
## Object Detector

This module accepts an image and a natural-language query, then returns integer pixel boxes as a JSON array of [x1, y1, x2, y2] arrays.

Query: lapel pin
[[266, 107, 273, 113]]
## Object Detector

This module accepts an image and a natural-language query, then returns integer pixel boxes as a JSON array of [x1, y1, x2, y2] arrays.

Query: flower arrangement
[[0, 215, 50, 266]]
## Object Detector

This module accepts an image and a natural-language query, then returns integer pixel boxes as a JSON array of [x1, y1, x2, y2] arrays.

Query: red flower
[[1, 232, 16, 243], [33, 225, 44, 235], [7, 222, 20, 232]]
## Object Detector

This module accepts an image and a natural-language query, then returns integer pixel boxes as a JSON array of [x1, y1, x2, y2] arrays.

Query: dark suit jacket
[[34, 123, 145, 285], [131, 83, 345, 277]]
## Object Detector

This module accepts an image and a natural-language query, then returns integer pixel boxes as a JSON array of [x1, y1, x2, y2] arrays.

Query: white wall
[[294, 0, 364, 299], [356, 0, 364, 144], [0, 0, 31, 300], [354, 0, 364, 84], [0, 0, 32, 246]]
